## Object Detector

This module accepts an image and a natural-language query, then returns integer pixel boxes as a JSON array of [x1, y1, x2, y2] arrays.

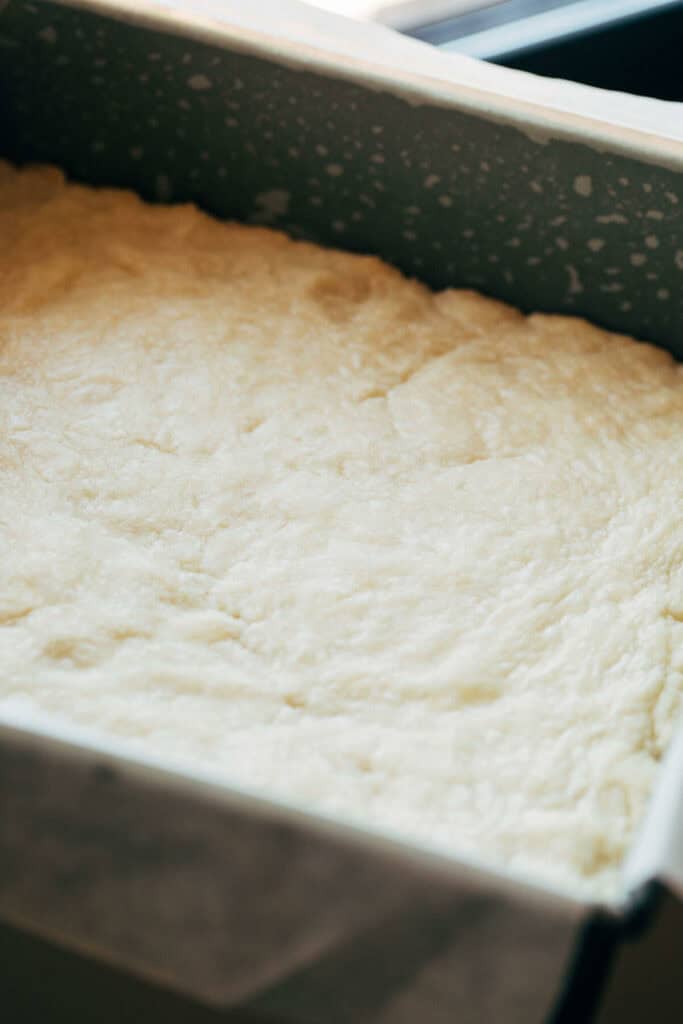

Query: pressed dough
[[1, 162, 682, 895]]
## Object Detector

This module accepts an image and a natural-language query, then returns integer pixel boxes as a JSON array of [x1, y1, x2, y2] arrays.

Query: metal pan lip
[[44, 0, 683, 169], [0, 711, 604, 913]]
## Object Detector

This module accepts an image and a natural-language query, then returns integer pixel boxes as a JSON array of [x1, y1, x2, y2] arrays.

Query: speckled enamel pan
[[0, 2, 681, 1022]]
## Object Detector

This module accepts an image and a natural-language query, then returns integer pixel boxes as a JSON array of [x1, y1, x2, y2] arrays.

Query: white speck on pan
[[38, 25, 57, 44], [155, 175, 173, 202], [565, 264, 583, 294], [187, 73, 211, 91], [596, 213, 628, 225], [573, 175, 593, 198]]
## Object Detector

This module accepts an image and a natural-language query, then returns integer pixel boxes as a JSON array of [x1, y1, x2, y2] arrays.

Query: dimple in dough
[[1, 162, 682, 895]]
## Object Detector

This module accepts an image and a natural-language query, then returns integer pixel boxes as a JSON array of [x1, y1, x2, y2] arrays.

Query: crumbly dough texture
[[1, 162, 682, 894]]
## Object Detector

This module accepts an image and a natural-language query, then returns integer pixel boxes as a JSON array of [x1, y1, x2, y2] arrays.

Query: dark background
[[503, 3, 683, 102], [414, 0, 683, 102]]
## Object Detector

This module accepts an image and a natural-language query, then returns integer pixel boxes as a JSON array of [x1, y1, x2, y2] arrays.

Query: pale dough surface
[[1, 162, 682, 895]]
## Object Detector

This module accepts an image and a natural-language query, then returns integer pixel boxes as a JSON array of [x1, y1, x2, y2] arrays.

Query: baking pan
[[0, 1, 682, 1021]]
